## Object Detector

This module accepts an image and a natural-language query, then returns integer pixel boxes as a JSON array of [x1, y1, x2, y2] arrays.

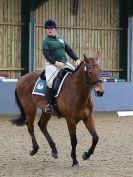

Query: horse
[[10, 52, 104, 167]]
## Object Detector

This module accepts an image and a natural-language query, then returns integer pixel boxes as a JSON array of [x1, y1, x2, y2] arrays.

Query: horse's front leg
[[66, 120, 79, 167], [38, 112, 58, 159], [82, 115, 99, 160]]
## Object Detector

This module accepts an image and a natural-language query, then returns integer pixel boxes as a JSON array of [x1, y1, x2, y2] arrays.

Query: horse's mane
[[73, 61, 84, 74]]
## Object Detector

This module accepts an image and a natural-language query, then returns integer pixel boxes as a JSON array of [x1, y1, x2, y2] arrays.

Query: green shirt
[[42, 36, 67, 63]]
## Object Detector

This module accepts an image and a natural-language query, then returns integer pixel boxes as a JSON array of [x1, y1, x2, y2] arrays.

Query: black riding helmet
[[44, 19, 56, 29]]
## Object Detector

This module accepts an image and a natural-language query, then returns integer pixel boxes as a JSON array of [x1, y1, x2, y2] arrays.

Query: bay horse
[[10, 52, 104, 166]]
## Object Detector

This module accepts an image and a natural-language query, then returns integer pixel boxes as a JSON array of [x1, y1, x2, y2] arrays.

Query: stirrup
[[45, 104, 53, 113]]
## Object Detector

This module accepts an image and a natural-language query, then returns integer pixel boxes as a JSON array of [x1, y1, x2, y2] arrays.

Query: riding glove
[[55, 61, 64, 68], [75, 59, 81, 66]]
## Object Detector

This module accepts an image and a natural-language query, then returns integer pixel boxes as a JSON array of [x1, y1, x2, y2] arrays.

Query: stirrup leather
[[45, 104, 53, 113]]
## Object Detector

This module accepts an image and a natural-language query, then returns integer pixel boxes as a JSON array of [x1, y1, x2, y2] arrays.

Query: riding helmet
[[44, 19, 57, 29]]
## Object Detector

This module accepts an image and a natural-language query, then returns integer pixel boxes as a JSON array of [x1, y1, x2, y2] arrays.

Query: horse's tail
[[10, 89, 26, 126]]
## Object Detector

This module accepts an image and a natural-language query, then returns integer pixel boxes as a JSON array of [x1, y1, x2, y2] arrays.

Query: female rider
[[42, 19, 81, 113]]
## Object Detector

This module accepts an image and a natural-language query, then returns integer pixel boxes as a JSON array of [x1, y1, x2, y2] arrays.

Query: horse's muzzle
[[95, 90, 104, 97]]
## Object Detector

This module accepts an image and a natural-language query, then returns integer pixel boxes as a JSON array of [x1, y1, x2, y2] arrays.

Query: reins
[[83, 64, 103, 89], [69, 61, 103, 89], [46, 61, 102, 89]]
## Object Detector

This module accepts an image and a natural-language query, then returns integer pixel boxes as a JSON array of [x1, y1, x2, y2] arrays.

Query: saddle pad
[[32, 77, 46, 96], [32, 73, 68, 97]]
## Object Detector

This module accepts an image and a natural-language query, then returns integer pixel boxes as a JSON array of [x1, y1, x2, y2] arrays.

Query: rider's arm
[[43, 49, 56, 64], [65, 43, 78, 61]]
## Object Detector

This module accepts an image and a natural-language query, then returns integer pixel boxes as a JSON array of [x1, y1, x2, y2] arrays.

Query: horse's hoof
[[29, 148, 38, 156], [82, 152, 89, 160], [72, 161, 81, 167], [51, 151, 58, 159]]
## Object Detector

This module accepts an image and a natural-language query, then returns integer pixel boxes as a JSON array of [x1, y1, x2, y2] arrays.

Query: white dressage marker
[[2, 79, 18, 82], [117, 111, 133, 117]]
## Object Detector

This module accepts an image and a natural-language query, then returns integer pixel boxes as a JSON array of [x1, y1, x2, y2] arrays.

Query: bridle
[[83, 63, 103, 89], [71, 61, 102, 89], [65, 61, 103, 89]]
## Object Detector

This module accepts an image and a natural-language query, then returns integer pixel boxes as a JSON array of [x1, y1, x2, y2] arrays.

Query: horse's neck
[[71, 64, 92, 101], [74, 64, 84, 82]]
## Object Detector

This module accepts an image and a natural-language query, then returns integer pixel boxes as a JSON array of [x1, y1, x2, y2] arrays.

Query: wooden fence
[[0, 0, 22, 78], [35, 0, 125, 78], [0, 0, 126, 79]]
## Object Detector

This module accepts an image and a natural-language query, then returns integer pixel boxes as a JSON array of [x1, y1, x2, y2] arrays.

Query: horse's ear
[[84, 54, 88, 62], [95, 51, 100, 63]]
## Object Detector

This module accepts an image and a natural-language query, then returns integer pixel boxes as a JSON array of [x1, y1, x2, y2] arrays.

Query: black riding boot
[[45, 86, 53, 113]]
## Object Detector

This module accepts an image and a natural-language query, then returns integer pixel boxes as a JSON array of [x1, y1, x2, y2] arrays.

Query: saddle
[[40, 68, 73, 97], [40, 68, 73, 116]]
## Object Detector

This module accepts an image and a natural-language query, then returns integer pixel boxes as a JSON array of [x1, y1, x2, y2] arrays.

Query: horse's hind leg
[[38, 112, 58, 159], [82, 115, 99, 160], [26, 105, 39, 156]]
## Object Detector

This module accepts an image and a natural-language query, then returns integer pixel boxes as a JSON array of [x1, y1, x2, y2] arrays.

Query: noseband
[[84, 64, 103, 89]]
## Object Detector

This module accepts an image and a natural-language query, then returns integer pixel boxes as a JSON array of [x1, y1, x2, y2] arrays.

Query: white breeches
[[45, 61, 75, 88]]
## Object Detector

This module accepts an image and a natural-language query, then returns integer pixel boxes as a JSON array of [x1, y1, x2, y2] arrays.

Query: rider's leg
[[45, 62, 60, 113], [45, 86, 54, 113]]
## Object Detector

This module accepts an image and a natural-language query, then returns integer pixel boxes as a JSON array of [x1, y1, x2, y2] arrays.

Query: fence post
[[127, 17, 132, 81], [29, 10, 35, 72]]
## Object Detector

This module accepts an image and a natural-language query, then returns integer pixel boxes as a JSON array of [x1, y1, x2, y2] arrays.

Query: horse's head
[[83, 52, 104, 97]]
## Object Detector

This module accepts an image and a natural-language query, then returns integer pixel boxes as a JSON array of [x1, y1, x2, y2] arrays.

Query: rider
[[42, 19, 81, 113]]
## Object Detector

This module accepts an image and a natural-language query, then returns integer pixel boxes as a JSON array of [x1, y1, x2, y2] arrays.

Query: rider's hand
[[55, 61, 64, 68], [75, 59, 81, 66]]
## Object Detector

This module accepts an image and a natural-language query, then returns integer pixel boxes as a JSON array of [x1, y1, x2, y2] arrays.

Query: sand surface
[[0, 112, 133, 177]]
